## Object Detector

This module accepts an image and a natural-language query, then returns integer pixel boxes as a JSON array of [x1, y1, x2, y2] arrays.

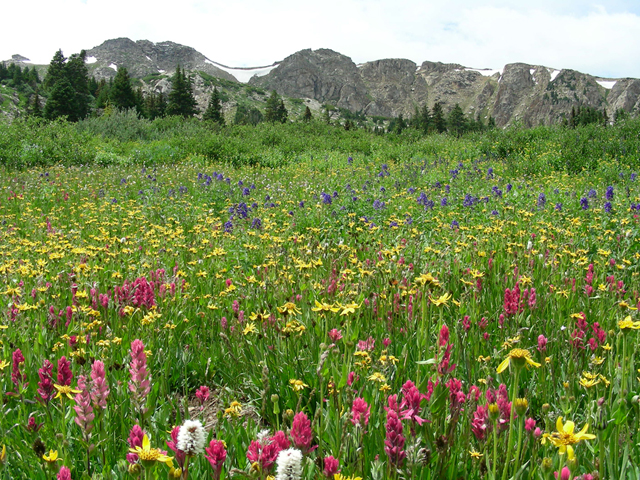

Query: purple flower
[[605, 186, 614, 200], [450, 220, 459, 229], [580, 197, 589, 210], [537, 192, 546, 209], [604, 202, 612, 213], [555, 203, 563, 211], [588, 189, 597, 198]]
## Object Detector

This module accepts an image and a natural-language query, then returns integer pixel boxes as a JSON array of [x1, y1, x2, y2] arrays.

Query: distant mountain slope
[[3, 38, 640, 126]]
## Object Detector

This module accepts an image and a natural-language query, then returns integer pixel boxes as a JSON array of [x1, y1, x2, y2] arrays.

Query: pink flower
[[90, 360, 109, 410], [290, 411, 315, 453], [328, 328, 342, 342], [205, 439, 227, 480], [525, 418, 536, 432], [128, 339, 151, 414], [347, 371, 357, 387], [57, 466, 72, 480], [323, 455, 340, 477], [196, 385, 210, 405], [351, 397, 371, 427], [537, 335, 547, 352], [57, 356, 73, 387], [38, 359, 55, 404], [166, 426, 186, 468], [560, 466, 570, 480], [384, 395, 406, 467], [471, 405, 490, 440], [73, 375, 95, 438], [11, 348, 27, 389], [357, 336, 375, 352], [438, 324, 449, 347], [400, 380, 426, 425], [127, 425, 145, 464]]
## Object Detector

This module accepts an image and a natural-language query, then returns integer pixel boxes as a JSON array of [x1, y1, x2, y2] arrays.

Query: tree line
[[5, 48, 632, 135]]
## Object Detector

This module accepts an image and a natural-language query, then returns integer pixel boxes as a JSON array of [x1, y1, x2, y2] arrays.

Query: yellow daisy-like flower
[[367, 372, 387, 383], [541, 417, 595, 460], [54, 384, 82, 400], [497, 348, 541, 373], [129, 434, 174, 465], [0, 360, 10, 371], [277, 302, 301, 316], [618, 315, 640, 332], [429, 292, 451, 307], [42, 449, 61, 463], [334, 474, 363, 480], [289, 379, 308, 392], [311, 300, 340, 314], [469, 449, 483, 459], [242, 322, 258, 336], [339, 302, 361, 316], [224, 401, 242, 418]]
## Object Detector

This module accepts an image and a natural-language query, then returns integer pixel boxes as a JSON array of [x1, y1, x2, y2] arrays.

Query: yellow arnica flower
[[618, 315, 640, 332], [54, 384, 82, 400], [541, 417, 595, 460], [429, 292, 451, 307], [289, 379, 308, 392], [334, 474, 363, 480], [0, 444, 7, 465], [497, 348, 541, 373], [277, 302, 301, 315], [42, 449, 61, 463], [129, 434, 174, 465], [224, 401, 243, 418]]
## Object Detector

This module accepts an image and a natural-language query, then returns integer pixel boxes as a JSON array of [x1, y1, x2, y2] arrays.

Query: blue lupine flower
[[441, 197, 448, 207], [506, 184, 512, 192], [604, 202, 612, 213], [243, 188, 250, 196], [491, 210, 499, 216], [224, 220, 233, 233], [321, 192, 332, 204], [538, 193, 546, 209], [605, 186, 614, 200], [580, 197, 589, 210], [555, 203, 563, 211], [588, 189, 597, 198], [450, 220, 459, 229], [251, 218, 262, 229]]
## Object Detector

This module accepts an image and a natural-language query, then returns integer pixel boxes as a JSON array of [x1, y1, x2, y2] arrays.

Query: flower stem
[[501, 367, 520, 480], [513, 416, 524, 478]]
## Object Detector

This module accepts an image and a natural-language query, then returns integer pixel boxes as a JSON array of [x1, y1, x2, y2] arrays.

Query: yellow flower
[[429, 292, 451, 307], [0, 360, 9, 371], [339, 302, 361, 316], [243, 322, 257, 335], [497, 348, 541, 373], [129, 434, 174, 465], [368, 372, 387, 383], [54, 384, 82, 400], [618, 315, 640, 332], [0, 444, 5, 465], [277, 302, 301, 316], [469, 449, 483, 459], [225, 401, 242, 418], [289, 379, 308, 392], [541, 417, 595, 460], [42, 449, 61, 463], [334, 474, 363, 480], [311, 300, 340, 314]]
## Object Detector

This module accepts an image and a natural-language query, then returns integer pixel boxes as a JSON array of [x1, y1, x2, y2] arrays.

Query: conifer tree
[[265, 90, 287, 123], [203, 87, 225, 125], [302, 106, 312, 122], [44, 77, 77, 120], [166, 66, 198, 117], [447, 104, 466, 136], [43, 49, 66, 91], [109, 67, 137, 111], [431, 102, 447, 133]]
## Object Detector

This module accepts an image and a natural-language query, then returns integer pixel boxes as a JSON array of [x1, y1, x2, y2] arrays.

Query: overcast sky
[[2, 0, 640, 78]]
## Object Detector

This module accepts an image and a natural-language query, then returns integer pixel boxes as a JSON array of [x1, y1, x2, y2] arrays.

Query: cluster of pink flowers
[[570, 312, 606, 352], [384, 395, 406, 467], [128, 339, 150, 414]]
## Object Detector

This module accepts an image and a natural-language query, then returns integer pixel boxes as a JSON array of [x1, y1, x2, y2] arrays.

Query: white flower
[[275, 448, 303, 480], [177, 419, 205, 456]]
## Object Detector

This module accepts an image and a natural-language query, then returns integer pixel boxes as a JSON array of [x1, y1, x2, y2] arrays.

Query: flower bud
[[514, 398, 529, 416], [128, 463, 142, 476], [488, 403, 500, 422], [542, 403, 551, 413], [541, 457, 553, 473]]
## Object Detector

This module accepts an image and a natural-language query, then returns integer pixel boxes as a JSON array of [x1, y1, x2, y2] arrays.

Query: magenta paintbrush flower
[[57, 466, 72, 480], [38, 359, 55, 404], [73, 375, 94, 438], [128, 339, 150, 414], [384, 394, 406, 467], [350, 397, 371, 428], [205, 439, 227, 480], [290, 411, 315, 453], [57, 356, 73, 387], [90, 360, 109, 410]]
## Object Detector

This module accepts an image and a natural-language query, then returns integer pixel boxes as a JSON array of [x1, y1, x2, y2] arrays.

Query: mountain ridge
[[4, 37, 640, 126]]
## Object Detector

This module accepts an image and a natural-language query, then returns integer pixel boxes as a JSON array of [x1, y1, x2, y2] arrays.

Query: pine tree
[[265, 90, 287, 123], [109, 67, 137, 111], [203, 87, 225, 125], [447, 104, 467, 136], [29, 89, 43, 118], [65, 51, 91, 121], [432, 102, 447, 133], [44, 49, 67, 91], [44, 77, 77, 120], [166, 66, 198, 118], [302, 106, 312, 122]]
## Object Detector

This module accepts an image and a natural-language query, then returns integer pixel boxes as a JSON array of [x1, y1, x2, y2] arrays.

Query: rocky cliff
[[4, 38, 640, 126]]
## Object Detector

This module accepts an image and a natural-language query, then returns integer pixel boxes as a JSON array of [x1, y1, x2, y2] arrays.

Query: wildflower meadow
[[0, 120, 640, 480]]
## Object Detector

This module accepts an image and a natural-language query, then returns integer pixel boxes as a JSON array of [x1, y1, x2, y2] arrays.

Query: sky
[[2, 0, 640, 79]]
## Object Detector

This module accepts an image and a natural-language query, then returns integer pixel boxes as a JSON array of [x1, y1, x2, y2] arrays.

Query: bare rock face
[[249, 48, 370, 112], [85, 38, 237, 82]]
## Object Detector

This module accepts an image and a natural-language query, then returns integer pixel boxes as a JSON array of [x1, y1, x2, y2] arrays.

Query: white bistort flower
[[177, 419, 206, 456], [275, 448, 303, 480]]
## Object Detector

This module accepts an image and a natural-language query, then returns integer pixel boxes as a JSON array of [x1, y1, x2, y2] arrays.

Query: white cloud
[[1, 0, 639, 78]]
